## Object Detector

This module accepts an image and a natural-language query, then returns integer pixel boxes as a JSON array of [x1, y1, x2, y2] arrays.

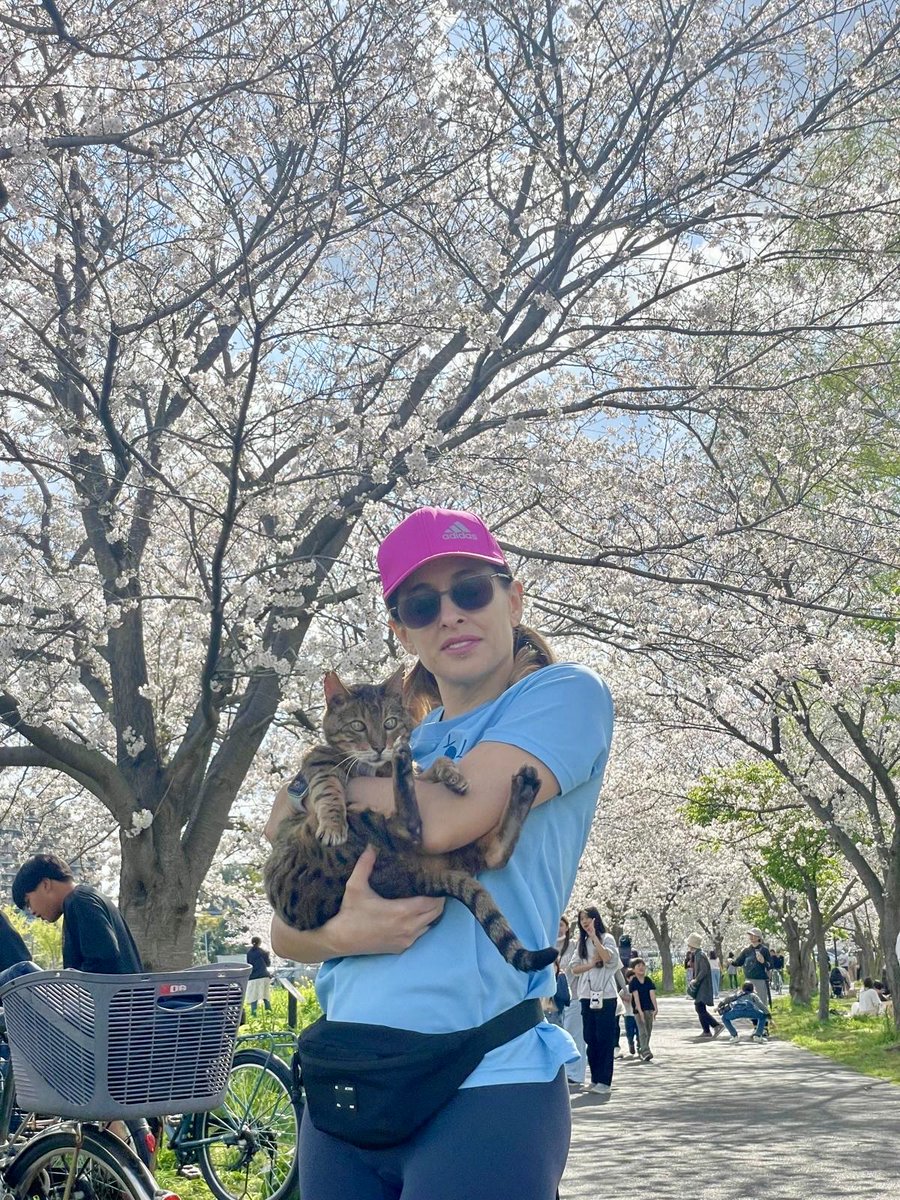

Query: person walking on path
[[571, 909, 620, 1101], [719, 981, 770, 1041], [769, 949, 785, 994], [246, 936, 273, 1015], [709, 948, 721, 998], [558, 917, 587, 1086], [266, 505, 615, 1200], [628, 958, 658, 1061], [12, 852, 142, 973], [725, 951, 739, 989], [621, 968, 639, 1056], [686, 933, 724, 1039], [732, 928, 772, 1006]]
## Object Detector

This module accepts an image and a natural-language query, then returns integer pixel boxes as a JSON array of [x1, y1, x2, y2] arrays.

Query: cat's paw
[[316, 817, 349, 846], [392, 737, 413, 777], [424, 756, 469, 794], [512, 765, 541, 806]]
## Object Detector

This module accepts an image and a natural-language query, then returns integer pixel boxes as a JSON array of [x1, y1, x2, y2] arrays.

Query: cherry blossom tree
[[1, 0, 899, 964], [570, 724, 749, 988]]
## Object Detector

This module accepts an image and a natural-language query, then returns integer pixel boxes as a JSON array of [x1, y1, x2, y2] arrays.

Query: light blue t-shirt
[[315, 662, 614, 1088]]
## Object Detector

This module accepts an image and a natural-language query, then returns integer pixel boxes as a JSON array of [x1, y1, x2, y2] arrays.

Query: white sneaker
[[728, 1034, 739, 1042], [588, 1083, 611, 1094]]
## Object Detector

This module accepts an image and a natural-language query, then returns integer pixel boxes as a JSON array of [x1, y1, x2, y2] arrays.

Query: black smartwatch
[[286, 771, 309, 812]]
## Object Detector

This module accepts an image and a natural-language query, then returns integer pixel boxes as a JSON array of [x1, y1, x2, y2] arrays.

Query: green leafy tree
[[686, 762, 864, 1018], [2, 905, 62, 968]]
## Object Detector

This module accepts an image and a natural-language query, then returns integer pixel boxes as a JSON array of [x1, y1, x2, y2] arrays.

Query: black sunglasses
[[390, 572, 511, 629]]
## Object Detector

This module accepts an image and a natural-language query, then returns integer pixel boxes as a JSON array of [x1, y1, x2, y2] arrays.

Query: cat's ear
[[323, 671, 351, 706], [384, 666, 406, 696]]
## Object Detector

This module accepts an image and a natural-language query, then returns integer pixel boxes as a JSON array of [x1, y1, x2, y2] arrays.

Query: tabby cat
[[264, 669, 557, 973]]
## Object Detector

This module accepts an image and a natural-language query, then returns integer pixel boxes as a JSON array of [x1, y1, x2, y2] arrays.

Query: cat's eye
[[349, 720, 367, 732], [384, 717, 399, 730]]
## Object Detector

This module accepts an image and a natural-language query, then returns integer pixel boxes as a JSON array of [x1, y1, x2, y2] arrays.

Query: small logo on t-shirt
[[442, 520, 478, 541]]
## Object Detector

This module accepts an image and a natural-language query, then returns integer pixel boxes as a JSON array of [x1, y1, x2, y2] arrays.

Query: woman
[[265, 506, 614, 1200], [850, 977, 883, 1017], [557, 916, 587, 1088], [686, 933, 724, 1038], [684, 946, 695, 988], [709, 947, 721, 999], [725, 950, 739, 989], [570, 908, 620, 1100]]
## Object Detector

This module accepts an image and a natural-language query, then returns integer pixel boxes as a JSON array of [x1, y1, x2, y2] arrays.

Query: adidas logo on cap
[[442, 520, 478, 541]]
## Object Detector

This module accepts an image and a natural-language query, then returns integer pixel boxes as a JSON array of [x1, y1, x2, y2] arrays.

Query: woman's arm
[[571, 958, 594, 976], [265, 784, 294, 844], [592, 934, 615, 964], [347, 740, 561, 854]]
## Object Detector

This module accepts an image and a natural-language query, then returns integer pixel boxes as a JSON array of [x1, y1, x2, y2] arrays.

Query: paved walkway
[[563, 996, 900, 1198]]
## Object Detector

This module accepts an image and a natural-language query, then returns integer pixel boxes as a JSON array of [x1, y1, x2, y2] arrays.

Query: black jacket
[[733, 942, 771, 980], [247, 945, 271, 980], [62, 884, 143, 973]]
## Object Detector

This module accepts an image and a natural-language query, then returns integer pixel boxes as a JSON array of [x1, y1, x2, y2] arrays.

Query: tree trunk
[[806, 887, 831, 1022], [118, 808, 207, 969], [878, 878, 900, 1035], [852, 912, 876, 982], [641, 909, 674, 992], [784, 916, 813, 1005]]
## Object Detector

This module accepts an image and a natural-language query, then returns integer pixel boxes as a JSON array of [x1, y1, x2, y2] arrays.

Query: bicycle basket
[[0, 965, 250, 1120]]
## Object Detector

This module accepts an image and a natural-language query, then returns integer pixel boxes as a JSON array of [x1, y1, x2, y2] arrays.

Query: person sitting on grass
[[718, 981, 770, 1042], [850, 978, 884, 1018]]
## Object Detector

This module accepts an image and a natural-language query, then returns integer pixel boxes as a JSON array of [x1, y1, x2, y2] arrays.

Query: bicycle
[[0, 964, 249, 1200], [165, 1030, 302, 1200], [0, 1005, 171, 1200]]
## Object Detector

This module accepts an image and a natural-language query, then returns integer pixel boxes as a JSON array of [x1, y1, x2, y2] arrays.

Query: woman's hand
[[269, 846, 445, 961], [329, 847, 445, 955]]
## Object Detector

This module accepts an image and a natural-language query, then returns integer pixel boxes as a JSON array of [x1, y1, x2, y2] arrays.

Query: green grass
[[772, 998, 900, 1084], [237, 983, 321, 1045]]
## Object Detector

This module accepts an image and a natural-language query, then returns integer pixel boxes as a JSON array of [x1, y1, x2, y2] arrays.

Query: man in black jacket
[[11, 852, 142, 974], [732, 928, 771, 1006]]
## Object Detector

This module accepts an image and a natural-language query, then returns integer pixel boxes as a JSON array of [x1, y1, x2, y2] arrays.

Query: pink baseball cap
[[377, 507, 510, 599]]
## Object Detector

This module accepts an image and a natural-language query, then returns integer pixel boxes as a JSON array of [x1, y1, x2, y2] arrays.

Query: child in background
[[621, 968, 639, 1056], [628, 958, 659, 1061]]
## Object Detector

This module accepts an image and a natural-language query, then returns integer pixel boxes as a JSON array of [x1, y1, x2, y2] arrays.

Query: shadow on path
[[562, 996, 899, 1199]]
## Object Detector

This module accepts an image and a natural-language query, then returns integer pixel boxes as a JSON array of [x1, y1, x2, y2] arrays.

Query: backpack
[[716, 990, 743, 1015]]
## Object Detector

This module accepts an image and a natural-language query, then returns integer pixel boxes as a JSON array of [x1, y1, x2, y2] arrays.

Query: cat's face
[[320, 675, 413, 767]]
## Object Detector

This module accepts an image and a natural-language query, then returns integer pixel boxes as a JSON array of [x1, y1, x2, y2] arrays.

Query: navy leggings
[[299, 1068, 571, 1200]]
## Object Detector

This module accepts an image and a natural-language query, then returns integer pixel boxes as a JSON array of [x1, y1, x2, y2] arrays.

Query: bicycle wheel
[[196, 1048, 301, 1200], [8, 1125, 157, 1200]]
